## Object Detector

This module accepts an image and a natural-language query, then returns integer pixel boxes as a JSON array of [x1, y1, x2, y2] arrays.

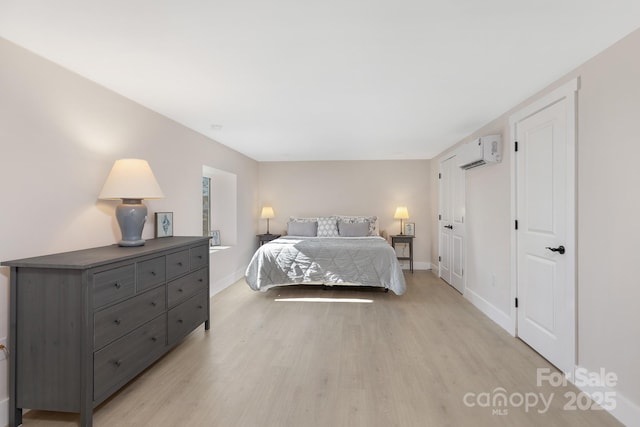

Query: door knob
[[444, 225, 453, 230], [546, 245, 565, 255]]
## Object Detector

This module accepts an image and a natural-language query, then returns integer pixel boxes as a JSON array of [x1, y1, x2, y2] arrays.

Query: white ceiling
[[1, 1, 639, 161]]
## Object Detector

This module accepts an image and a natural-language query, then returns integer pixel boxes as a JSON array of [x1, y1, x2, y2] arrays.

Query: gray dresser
[[2, 236, 211, 427]]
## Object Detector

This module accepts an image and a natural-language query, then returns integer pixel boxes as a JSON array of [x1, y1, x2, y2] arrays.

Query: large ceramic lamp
[[99, 159, 164, 246], [394, 206, 409, 235]]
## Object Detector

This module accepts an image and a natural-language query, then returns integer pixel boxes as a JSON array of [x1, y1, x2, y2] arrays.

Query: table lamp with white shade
[[394, 206, 409, 235], [99, 159, 164, 246], [261, 206, 275, 234]]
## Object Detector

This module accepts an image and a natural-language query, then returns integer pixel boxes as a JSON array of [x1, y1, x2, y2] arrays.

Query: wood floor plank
[[20, 271, 621, 426]]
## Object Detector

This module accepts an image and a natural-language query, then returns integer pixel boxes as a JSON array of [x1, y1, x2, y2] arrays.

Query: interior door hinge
[[438, 256, 442, 262], [515, 141, 519, 152], [515, 297, 519, 308], [439, 214, 442, 220], [439, 173, 442, 179], [515, 220, 519, 230]]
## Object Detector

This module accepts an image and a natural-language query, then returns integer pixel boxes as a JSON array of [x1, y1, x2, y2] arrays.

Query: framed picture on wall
[[155, 212, 174, 238], [211, 229, 221, 246], [404, 222, 415, 236]]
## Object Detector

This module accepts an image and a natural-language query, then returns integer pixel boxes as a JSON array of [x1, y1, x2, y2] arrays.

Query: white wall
[[575, 28, 640, 423], [0, 37, 260, 424], [430, 28, 640, 424], [259, 160, 432, 269]]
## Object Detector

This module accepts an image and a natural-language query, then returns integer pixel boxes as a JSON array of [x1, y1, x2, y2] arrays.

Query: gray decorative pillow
[[317, 216, 339, 237], [287, 221, 318, 237], [338, 221, 370, 237], [337, 215, 378, 235]]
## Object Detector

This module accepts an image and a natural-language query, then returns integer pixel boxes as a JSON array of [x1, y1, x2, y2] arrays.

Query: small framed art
[[404, 222, 415, 236], [155, 212, 174, 238], [211, 229, 221, 246]]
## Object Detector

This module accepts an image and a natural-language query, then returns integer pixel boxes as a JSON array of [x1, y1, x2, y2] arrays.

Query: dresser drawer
[[137, 256, 166, 291], [166, 250, 189, 280], [167, 268, 208, 308], [190, 245, 209, 271], [93, 264, 135, 309], [94, 314, 166, 401], [94, 286, 166, 350], [168, 291, 207, 345]]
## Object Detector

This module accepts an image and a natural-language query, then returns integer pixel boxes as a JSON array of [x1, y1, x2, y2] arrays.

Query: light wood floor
[[22, 271, 621, 426]]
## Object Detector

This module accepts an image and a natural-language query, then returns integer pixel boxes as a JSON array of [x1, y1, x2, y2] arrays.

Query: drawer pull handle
[[114, 282, 121, 289], [178, 319, 184, 323], [151, 301, 157, 307], [151, 336, 158, 342], [197, 255, 203, 259], [178, 288, 184, 293], [197, 305, 203, 309], [114, 319, 121, 325], [151, 271, 156, 276], [114, 360, 122, 367], [177, 262, 183, 266], [198, 278, 203, 282]]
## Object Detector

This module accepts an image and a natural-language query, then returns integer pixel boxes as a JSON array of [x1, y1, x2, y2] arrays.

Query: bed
[[244, 235, 407, 295]]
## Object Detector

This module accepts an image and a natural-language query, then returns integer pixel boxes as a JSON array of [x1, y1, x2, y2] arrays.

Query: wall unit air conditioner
[[458, 135, 502, 170]]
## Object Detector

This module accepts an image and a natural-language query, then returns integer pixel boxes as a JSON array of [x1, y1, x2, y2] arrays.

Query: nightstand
[[257, 233, 281, 246], [391, 235, 414, 273]]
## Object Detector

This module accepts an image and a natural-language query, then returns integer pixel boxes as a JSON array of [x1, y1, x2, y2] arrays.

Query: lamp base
[[116, 199, 147, 247], [118, 238, 146, 247]]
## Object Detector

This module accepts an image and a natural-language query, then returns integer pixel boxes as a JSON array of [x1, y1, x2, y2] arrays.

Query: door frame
[[509, 77, 578, 370]]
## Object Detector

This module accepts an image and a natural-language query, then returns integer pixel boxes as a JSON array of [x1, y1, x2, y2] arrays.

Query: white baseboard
[[415, 261, 431, 270], [399, 261, 431, 270], [210, 266, 246, 296], [1, 396, 7, 427], [606, 388, 640, 427], [464, 288, 514, 335], [573, 365, 640, 427]]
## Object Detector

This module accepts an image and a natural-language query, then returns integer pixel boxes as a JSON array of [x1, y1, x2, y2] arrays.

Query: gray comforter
[[245, 236, 406, 295]]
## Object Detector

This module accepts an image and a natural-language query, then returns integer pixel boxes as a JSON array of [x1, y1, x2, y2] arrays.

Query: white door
[[439, 156, 453, 284], [513, 80, 577, 375], [439, 154, 465, 293]]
